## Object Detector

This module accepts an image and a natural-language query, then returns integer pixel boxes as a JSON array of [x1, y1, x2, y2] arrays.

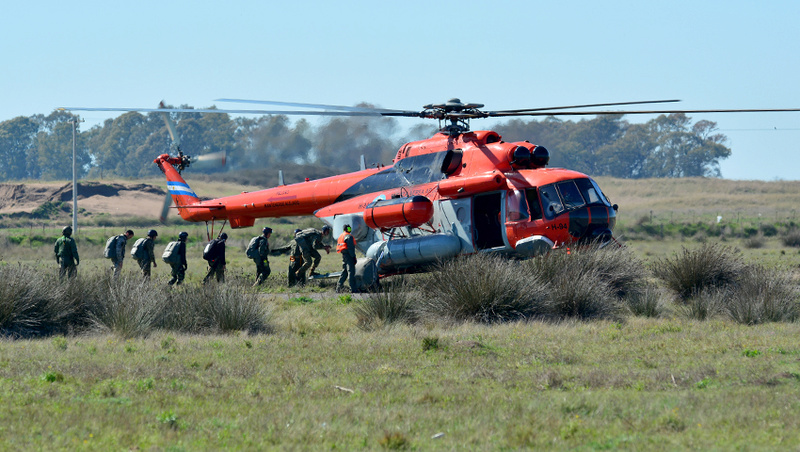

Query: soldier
[[248, 227, 272, 286], [107, 230, 134, 277], [54, 225, 79, 279], [166, 231, 189, 286], [294, 225, 332, 281], [134, 229, 158, 279], [203, 232, 227, 284], [287, 228, 305, 287], [336, 224, 358, 293]]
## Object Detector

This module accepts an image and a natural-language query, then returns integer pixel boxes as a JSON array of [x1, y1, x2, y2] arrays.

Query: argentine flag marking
[[167, 182, 198, 198]]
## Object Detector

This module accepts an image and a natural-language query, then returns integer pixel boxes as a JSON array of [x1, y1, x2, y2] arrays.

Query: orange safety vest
[[336, 232, 355, 253]]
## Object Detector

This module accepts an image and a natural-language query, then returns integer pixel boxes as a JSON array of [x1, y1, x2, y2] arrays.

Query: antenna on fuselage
[[360, 155, 366, 171], [278, 170, 285, 186]]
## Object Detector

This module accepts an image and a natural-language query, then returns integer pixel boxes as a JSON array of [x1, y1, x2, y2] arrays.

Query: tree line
[[0, 105, 730, 183]]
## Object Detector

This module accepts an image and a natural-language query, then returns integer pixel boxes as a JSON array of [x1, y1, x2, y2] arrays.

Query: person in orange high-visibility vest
[[336, 224, 358, 293]]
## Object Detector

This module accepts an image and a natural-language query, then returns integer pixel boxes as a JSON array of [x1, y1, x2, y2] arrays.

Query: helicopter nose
[[568, 206, 616, 243]]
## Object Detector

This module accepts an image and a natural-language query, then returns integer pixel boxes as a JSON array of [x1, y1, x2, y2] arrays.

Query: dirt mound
[[0, 182, 167, 216]]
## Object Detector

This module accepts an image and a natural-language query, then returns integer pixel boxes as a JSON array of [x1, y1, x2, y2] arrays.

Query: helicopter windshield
[[539, 178, 611, 219]]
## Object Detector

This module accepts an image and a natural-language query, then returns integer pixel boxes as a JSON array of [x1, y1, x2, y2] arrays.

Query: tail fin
[[155, 154, 201, 207]]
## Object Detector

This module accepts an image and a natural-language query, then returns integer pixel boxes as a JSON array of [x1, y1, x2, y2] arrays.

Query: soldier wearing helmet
[[294, 225, 332, 281], [167, 231, 189, 286], [203, 232, 227, 284], [248, 226, 272, 286], [54, 225, 79, 279], [134, 229, 159, 280], [336, 224, 359, 293]]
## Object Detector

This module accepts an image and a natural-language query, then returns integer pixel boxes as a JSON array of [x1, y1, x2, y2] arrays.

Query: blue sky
[[2, 0, 799, 180]]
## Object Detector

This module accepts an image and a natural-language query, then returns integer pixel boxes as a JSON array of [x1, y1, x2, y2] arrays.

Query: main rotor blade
[[58, 106, 389, 116], [492, 99, 681, 114], [489, 107, 800, 117], [215, 98, 410, 114], [56, 107, 394, 116]]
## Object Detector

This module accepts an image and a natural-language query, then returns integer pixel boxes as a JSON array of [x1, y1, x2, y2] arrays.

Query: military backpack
[[131, 238, 148, 261], [103, 235, 119, 259], [162, 241, 182, 265], [246, 236, 262, 259]]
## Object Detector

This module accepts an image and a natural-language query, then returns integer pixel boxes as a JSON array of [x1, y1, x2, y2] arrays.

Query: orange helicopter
[[62, 99, 800, 289]]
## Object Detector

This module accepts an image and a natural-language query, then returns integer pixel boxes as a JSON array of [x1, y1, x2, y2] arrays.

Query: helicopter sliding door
[[473, 192, 506, 250]]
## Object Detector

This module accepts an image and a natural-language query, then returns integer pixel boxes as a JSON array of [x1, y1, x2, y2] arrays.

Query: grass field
[[1, 176, 800, 450]]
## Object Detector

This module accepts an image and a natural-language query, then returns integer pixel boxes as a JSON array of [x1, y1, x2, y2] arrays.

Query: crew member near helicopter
[[203, 232, 227, 284], [336, 224, 358, 293], [294, 225, 331, 280], [54, 225, 79, 279], [135, 229, 158, 280], [167, 231, 189, 286], [249, 227, 272, 286]]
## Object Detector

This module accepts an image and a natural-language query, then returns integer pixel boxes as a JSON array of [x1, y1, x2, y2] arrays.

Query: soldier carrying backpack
[[203, 232, 227, 284], [132, 229, 158, 280], [105, 230, 134, 277], [247, 227, 272, 286], [163, 231, 189, 286]]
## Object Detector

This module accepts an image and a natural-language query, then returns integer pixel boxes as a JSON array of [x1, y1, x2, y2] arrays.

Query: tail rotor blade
[[158, 101, 181, 149], [191, 150, 227, 170]]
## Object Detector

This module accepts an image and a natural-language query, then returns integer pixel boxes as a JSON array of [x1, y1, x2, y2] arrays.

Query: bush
[[676, 288, 726, 321], [653, 243, 745, 301], [724, 265, 799, 325], [781, 229, 800, 247], [353, 281, 417, 330], [624, 285, 664, 318], [0, 264, 271, 338], [417, 254, 549, 323], [742, 233, 766, 249]]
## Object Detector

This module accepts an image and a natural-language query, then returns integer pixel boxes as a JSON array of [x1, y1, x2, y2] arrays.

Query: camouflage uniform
[[111, 234, 129, 277], [167, 240, 187, 286], [287, 239, 305, 287], [295, 227, 330, 278], [137, 236, 157, 279], [54, 233, 79, 279], [252, 234, 271, 285]]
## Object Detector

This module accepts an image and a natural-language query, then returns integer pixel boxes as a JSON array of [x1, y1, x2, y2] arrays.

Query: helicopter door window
[[556, 180, 586, 210], [538, 184, 563, 219], [505, 190, 530, 222], [525, 188, 543, 220]]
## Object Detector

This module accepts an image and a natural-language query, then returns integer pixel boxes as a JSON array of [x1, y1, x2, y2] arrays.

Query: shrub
[[353, 281, 417, 330], [676, 288, 726, 321], [781, 229, 800, 247], [742, 233, 766, 249], [653, 243, 745, 301], [0, 264, 271, 338], [417, 254, 548, 323], [724, 265, 799, 324], [624, 285, 664, 318], [88, 274, 166, 338]]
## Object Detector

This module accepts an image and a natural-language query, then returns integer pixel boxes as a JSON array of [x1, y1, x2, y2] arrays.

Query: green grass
[[1, 315, 800, 450]]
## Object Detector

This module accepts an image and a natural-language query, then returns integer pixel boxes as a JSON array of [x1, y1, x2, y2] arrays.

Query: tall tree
[[0, 116, 38, 180]]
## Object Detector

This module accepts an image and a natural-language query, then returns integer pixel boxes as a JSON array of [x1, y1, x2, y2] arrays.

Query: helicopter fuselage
[[155, 129, 617, 275]]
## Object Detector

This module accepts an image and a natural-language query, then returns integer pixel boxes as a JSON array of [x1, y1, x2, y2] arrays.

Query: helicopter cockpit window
[[505, 190, 530, 222], [575, 178, 611, 206], [538, 184, 563, 219], [556, 180, 585, 210]]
